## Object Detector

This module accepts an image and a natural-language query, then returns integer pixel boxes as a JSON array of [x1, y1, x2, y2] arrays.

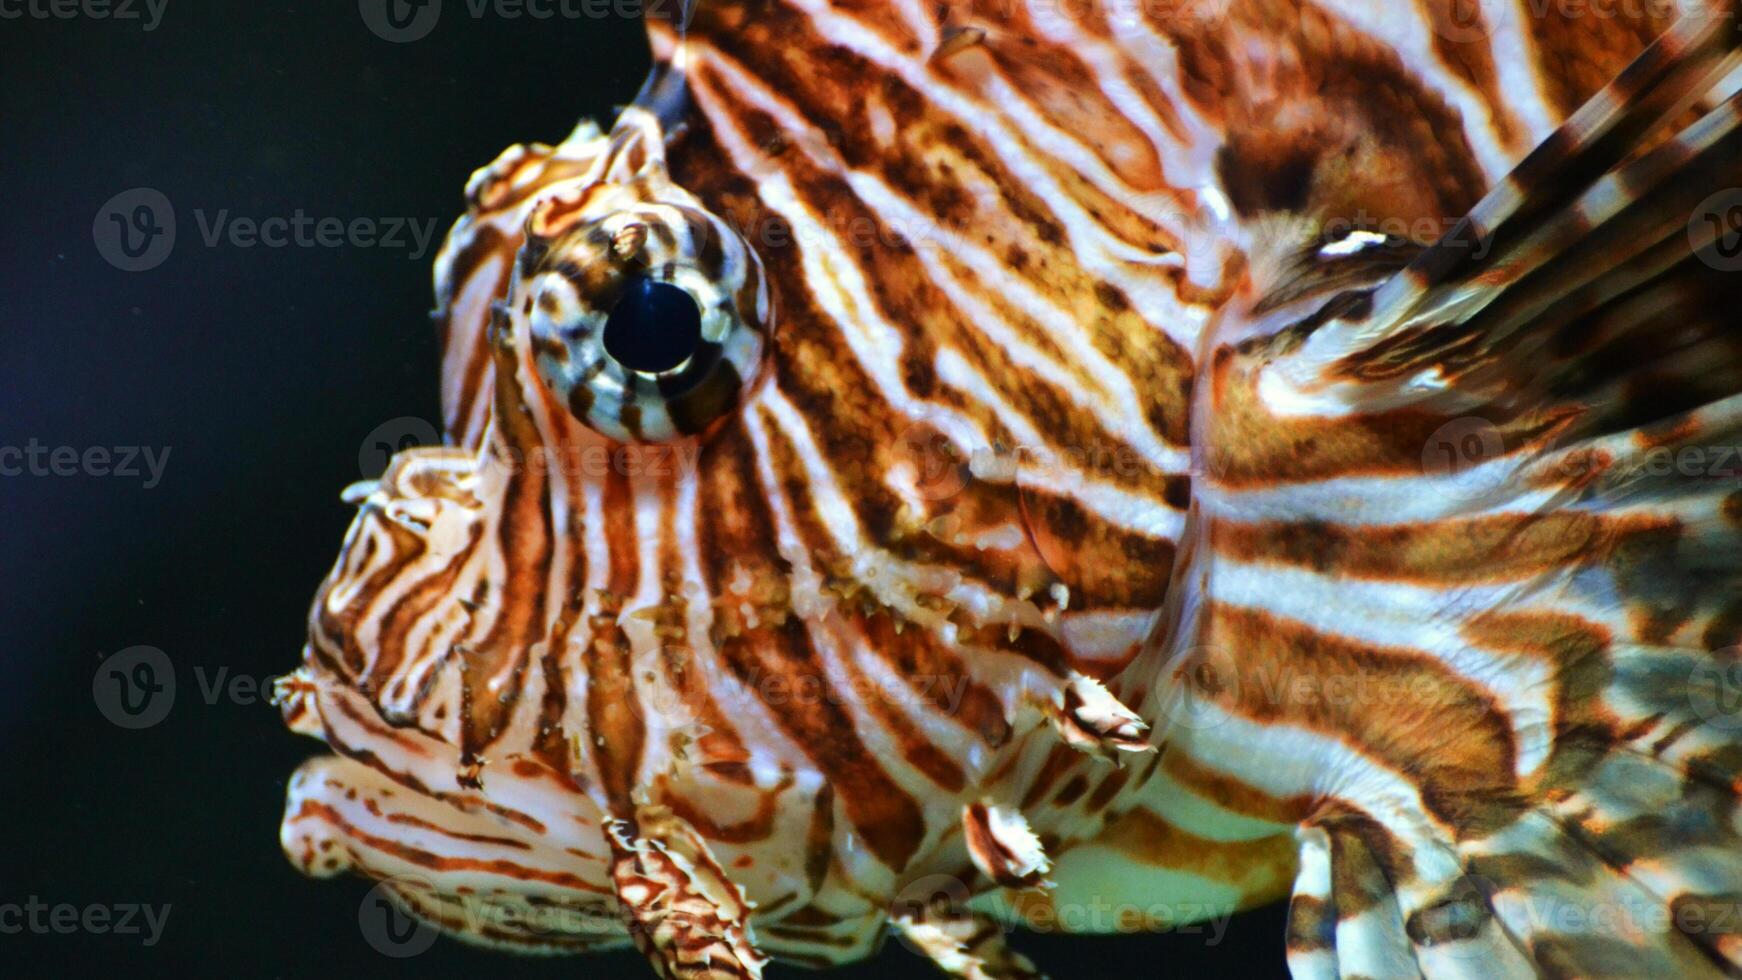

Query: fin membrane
[[1183, 6, 1742, 978]]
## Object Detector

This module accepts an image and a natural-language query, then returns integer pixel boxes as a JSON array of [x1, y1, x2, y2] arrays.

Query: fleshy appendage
[[277, 675, 628, 954]]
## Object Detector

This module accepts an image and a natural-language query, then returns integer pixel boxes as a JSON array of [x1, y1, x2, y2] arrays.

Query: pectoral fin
[[607, 805, 769, 980], [1177, 7, 1742, 977]]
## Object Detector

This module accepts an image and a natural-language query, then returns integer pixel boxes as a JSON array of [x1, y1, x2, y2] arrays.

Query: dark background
[[0, 1, 1287, 975]]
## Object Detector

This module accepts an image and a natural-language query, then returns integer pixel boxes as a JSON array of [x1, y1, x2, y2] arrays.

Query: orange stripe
[[1210, 510, 1677, 585], [1202, 602, 1523, 832], [290, 800, 609, 893]]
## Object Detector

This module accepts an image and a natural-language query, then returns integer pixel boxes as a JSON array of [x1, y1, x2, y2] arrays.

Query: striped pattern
[[519, 108, 775, 444], [276, 1, 1742, 976], [1166, 6, 1742, 976]]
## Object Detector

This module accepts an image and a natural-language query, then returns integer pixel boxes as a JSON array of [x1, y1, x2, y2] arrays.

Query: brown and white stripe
[[279, 1, 1742, 976]]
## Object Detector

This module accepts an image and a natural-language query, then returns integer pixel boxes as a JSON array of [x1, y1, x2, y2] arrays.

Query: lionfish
[[275, 0, 1742, 975]]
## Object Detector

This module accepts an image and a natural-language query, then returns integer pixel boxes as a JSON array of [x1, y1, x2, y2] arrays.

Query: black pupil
[[603, 275, 702, 374]]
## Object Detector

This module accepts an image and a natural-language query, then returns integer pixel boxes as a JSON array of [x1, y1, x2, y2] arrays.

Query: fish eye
[[523, 203, 770, 445], [603, 274, 703, 376]]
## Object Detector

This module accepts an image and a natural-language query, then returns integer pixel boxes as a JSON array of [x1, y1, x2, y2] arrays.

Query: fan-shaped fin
[[1175, 7, 1742, 977]]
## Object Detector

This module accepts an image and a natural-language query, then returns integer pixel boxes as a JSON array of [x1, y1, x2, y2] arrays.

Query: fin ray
[[1184, 7, 1742, 977]]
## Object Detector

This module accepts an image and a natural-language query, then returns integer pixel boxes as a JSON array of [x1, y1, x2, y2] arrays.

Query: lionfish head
[[275, 35, 1177, 969]]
